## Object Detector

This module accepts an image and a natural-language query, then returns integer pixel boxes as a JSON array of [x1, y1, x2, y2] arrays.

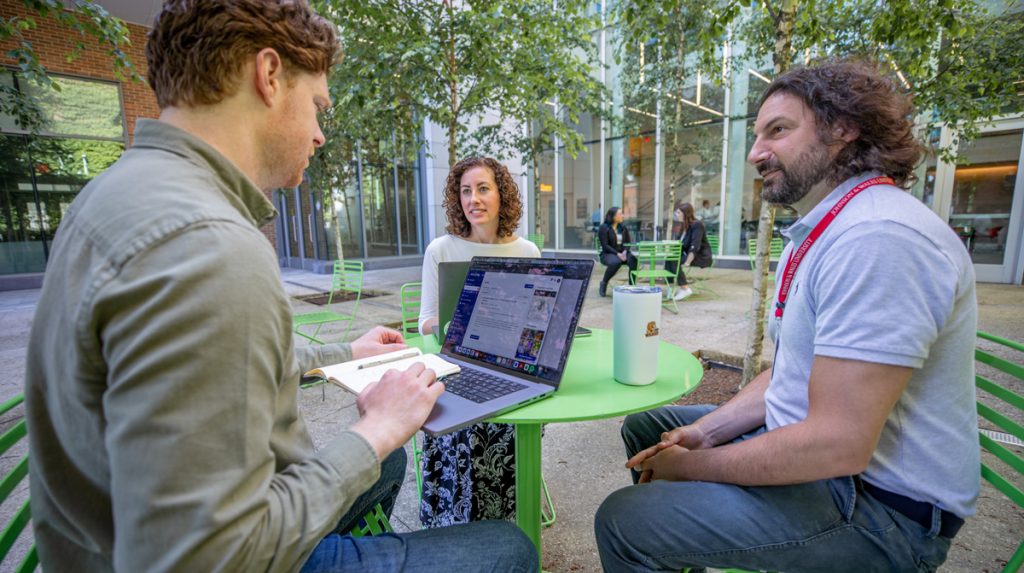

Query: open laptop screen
[[442, 257, 593, 385]]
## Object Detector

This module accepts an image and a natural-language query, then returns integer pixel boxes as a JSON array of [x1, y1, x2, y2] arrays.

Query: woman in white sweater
[[418, 156, 539, 527]]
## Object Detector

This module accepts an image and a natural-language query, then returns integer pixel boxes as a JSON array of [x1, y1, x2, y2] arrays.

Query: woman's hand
[[350, 326, 408, 359]]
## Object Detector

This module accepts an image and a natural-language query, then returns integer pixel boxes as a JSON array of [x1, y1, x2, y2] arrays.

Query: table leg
[[515, 422, 543, 561]]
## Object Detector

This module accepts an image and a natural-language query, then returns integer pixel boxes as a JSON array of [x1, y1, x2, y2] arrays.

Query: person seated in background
[[417, 156, 540, 527], [665, 201, 713, 301], [597, 206, 638, 297], [23, 2, 536, 571]]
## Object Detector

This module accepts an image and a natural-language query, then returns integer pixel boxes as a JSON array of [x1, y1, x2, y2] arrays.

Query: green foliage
[[0, 0, 137, 135], [614, 0, 1024, 157], [313, 0, 609, 169]]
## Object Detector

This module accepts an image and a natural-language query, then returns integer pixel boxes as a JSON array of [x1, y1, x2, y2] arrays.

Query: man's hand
[[625, 424, 710, 481], [351, 363, 444, 459], [618, 252, 627, 262], [350, 326, 407, 360], [633, 445, 691, 483]]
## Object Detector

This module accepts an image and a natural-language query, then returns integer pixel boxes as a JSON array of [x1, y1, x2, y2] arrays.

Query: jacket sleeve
[[96, 221, 379, 573]]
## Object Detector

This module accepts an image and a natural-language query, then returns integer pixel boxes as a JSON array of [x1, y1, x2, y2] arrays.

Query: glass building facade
[[528, 7, 1024, 284], [0, 72, 125, 276]]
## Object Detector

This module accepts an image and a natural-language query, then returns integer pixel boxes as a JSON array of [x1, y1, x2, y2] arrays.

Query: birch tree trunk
[[740, 0, 798, 386]]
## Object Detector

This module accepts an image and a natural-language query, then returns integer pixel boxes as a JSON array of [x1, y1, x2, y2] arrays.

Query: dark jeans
[[594, 405, 953, 572], [601, 252, 638, 286], [302, 448, 537, 573]]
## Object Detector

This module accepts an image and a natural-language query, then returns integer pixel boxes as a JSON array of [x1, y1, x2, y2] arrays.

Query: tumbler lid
[[612, 285, 661, 295]]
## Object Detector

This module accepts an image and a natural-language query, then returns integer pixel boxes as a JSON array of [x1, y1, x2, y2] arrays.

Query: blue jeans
[[302, 448, 537, 573], [594, 405, 952, 573]]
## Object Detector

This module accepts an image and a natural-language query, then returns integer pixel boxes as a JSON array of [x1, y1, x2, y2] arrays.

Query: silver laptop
[[422, 256, 594, 435], [437, 260, 592, 342]]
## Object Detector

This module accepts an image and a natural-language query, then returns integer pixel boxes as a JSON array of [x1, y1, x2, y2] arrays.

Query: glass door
[[940, 119, 1024, 284]]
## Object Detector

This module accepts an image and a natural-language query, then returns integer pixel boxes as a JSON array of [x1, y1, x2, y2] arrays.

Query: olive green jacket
[[25, 119, 378, 572]]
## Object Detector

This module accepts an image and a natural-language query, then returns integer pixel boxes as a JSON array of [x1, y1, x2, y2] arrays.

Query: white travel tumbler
[[612, 285, 662, 385]]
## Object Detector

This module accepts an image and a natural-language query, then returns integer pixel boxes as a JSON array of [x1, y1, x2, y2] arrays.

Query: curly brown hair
[[443, 157, 524, 238], [146, 0, 338, 109], [759, 59, 923, 189]]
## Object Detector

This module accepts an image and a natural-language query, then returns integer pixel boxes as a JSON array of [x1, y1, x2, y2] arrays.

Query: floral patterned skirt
[[419, 422, 516, 527]]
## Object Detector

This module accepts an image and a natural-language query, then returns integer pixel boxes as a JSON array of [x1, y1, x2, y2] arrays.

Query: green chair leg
[[412, 433, 423, 501], [540, 474, 556, 527]]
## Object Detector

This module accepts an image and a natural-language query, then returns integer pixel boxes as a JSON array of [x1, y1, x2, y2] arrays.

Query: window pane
[[361, 162, 398, 257], [398, 165, 419, 253], [0, 134, 123, 274], [23, 76, 123, 139], [949, 130, 1022, 266], [663, 123, 724, 239]]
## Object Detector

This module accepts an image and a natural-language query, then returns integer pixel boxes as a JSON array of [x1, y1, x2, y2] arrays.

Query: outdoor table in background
[[407, 328, 703, 561]]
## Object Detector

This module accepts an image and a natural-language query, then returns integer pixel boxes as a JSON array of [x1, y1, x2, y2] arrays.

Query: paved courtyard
[[1, 264, 1021, 572]]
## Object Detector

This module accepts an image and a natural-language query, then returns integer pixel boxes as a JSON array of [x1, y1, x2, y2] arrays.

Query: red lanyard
[[774, 176, 894, 319]]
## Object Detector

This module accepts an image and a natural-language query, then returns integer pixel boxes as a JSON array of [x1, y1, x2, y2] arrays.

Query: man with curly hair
[[24, 1, 535, 572], [596, 60, 979, 572]]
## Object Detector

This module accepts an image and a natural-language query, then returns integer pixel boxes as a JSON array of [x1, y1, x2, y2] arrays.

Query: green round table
[[409, 328, 703, 560]]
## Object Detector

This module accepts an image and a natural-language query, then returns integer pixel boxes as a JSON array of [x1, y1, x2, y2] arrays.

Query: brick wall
[[0, 0, 278, 246]]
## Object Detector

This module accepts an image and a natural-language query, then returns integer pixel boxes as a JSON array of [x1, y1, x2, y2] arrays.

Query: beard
[[759, 144, 834, 206]]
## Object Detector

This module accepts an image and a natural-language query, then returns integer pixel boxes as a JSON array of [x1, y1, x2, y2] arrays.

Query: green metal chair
[[0, 394, 38, 573], [747, 237, 785, 277], [631, 241, 683, 314], [975, 330, 1024, 573], [399, 282, 423, 338], [347, 503, 394, 538], [527, 233, 545, 252], [399, 282, 428, 503], [705, 234, 719, 254], [293, 260, 364, 345]]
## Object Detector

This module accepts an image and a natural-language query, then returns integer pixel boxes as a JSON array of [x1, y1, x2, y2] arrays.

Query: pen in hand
[[357, 350, 420, 370]]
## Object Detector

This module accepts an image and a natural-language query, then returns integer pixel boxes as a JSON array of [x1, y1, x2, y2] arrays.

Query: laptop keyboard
[[443, 369, 528, 403]]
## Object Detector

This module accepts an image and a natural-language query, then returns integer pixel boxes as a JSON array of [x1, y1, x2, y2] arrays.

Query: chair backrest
[[527, 233, 545, 251], [975, 330, 1024, 573], [636, 241, 683, 266], [746, 238, 786, 271], [333, 259, 364, 295], [0, 394, 39, 573], [399, 282, 422, 337], [705, 234, 719, 253]]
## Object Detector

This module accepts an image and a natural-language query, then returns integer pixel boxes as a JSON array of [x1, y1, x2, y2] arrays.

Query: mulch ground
[[675, 362, 742, 406]]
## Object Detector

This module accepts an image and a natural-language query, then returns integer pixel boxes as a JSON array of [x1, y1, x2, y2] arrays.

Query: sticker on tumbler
[[645, 321, 659, 337]]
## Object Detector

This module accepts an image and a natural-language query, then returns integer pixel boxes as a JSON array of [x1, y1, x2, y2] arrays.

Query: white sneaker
[[673, 287, 693, 301]]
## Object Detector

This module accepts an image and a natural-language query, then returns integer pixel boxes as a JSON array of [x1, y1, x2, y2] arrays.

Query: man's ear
[[253, 47, 284, 108], [833, 120, 860, 144]]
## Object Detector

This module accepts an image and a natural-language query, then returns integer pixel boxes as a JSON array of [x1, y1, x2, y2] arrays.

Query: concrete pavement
[[1, 264, 1021, 572]]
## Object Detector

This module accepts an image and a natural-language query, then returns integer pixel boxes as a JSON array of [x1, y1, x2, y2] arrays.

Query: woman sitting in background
[[597, 206, 637, 297], [417, 156, 539, 527], [666, 201, 713, 301]]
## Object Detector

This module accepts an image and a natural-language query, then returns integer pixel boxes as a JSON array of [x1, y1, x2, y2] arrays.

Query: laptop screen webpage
[[442, 257, 592, 384]]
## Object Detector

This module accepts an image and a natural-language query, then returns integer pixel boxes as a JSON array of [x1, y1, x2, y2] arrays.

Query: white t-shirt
[[766, 173, 979, 518], [418, 234, 541, 333]]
